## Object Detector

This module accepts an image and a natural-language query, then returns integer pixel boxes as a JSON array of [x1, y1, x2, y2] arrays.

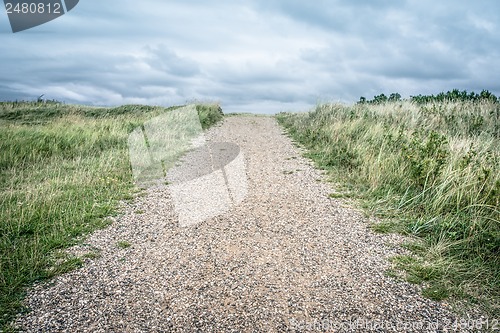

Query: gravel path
[[15, 116, 465, 332]]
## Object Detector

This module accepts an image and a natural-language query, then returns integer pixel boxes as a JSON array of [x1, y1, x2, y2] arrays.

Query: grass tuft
[[116, 241, 132, 249]]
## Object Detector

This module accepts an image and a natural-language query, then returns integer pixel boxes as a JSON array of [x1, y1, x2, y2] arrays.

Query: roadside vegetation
[[277, 90, 499, 315], [0, 101, 224, 328]]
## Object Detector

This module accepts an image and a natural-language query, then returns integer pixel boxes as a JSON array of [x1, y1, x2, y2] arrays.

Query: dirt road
[[15, 116, 460, 332]]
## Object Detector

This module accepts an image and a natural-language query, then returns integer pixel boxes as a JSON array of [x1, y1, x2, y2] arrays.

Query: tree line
[[358, 89, 499, 105]]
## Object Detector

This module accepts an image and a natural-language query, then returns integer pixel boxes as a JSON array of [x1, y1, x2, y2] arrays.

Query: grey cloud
[[143, 45, 200, 77], [0, 0, 499, 112], [253, 0, 402, 38]]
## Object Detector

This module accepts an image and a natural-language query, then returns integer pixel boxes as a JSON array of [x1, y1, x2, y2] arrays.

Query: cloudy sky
[[1, 1, 499, 114]]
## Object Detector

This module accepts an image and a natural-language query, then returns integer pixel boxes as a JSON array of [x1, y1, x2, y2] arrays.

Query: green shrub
[[196, 103, 224, 129]]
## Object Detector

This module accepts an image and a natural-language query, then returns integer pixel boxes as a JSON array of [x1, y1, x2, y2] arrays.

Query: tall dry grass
[[277, 100, 499, 313]]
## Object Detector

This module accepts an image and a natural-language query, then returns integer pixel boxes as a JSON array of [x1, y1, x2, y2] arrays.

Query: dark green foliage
[[401, 131, 449, 189], [357, 89, 499, 105], [411, 89, 499, 104], [196, 104, 224, 129], [389, 93, 402, 102]]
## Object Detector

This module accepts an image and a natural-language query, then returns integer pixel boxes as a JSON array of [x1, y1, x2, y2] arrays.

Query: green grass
[[116, 241, 132, 249], [277, 100, 499, 315], [0, 101, 224, 328]]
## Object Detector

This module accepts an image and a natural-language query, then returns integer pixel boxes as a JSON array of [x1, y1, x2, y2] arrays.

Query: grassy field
[[0, 101, 223, 328], [277, 99, 499, 315]]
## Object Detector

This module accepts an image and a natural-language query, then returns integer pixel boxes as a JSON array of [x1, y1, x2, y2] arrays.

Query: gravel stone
[[14, 116, 470, 332]]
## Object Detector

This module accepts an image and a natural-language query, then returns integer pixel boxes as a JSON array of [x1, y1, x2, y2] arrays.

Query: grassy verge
[[0, 101, 224, 328], [276, 100, 499, 316]]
